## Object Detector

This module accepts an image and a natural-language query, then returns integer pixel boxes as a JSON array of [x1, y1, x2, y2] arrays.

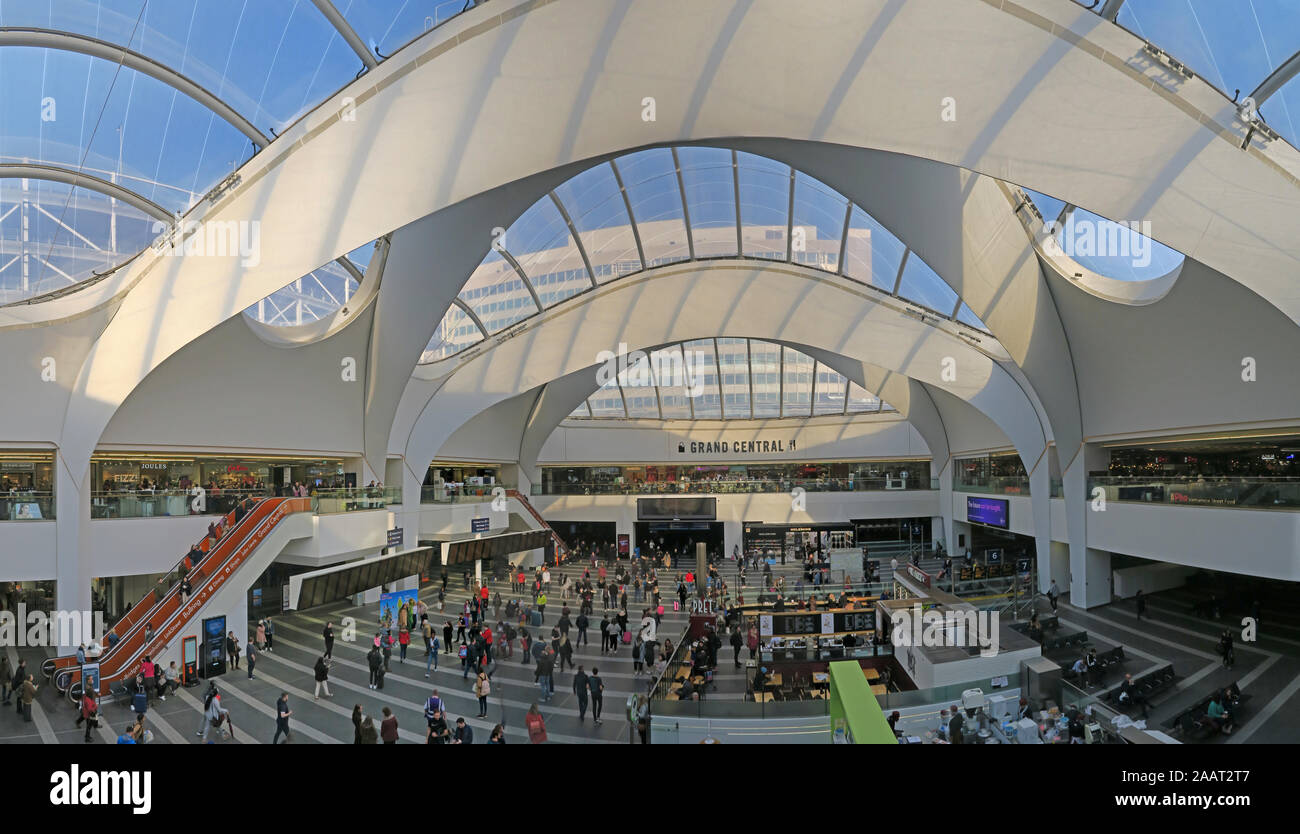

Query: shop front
[[89, 453, 345, 518], [0, 450, 56, 520], [422, 462, 500, 501]]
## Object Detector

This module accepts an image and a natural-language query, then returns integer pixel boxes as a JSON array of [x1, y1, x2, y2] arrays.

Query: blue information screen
[[966, 496, 1009, 528]]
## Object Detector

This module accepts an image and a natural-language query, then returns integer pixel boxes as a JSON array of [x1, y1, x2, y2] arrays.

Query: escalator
[[43, 497, 311, 700], [506, 488, 571, 561]]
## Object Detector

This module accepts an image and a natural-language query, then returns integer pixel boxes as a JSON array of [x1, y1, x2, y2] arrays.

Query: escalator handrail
[[49, 499, 270, 675], [58, 498, 303, 691], [92, 498, 306, 688]]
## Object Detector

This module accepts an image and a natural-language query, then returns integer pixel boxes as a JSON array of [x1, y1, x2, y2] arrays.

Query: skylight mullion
[[608, 159, 647, 270], [670, 148, 696, 261]]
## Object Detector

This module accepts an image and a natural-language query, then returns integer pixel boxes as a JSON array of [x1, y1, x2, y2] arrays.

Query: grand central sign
[[676, 438, 797, 455]]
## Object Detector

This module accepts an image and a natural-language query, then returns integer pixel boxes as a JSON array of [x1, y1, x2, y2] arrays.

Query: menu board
[[764, 610, 877, 636]]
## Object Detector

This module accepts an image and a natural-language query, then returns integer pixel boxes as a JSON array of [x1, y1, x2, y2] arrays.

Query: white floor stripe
[[1228, 669, 1300, 744]]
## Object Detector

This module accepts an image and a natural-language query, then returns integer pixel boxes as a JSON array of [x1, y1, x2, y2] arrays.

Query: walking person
[[352, 704, 364, 743], [272, 692, 292, 744], [425, 631, 440, 678], [573, 665, 590, 722], [525, 703, 548, 744], [322, 621, 335, 657], [443, 621, 455, 655], [588, 667, 605, 725], [1219, 629, 1235, 670], [1135, 589, 1147, 621], [76, 689, 99, 742], [475, 670, 491, 718], [1047, 580, 1060, 613], [313, 655, 332, 700]]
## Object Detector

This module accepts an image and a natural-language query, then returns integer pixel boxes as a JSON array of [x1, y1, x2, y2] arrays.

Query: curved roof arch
[[422, 145, 994, 363]]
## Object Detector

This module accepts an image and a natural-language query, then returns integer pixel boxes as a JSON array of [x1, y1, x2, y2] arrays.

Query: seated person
[[1069, 656, 1087, 680], [1222, 683, 1242, 709], [1204, 695, 1231, 733]]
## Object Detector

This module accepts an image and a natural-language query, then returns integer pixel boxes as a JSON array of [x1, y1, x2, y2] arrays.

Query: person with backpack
[[588, 667, 605, 724], [525, 703, 547, 744], [535, 649, 554, 703], [475, 670, 491, 718], [381, 632, 393, 671]]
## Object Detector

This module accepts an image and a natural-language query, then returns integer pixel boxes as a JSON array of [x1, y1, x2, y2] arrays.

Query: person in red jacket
[[76, 691, 98, 742], [482, 625, 494, 663], [525, 703, 547, 743], [397, 625, 410, 663]]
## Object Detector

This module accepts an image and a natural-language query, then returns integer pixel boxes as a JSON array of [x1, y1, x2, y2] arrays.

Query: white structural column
[[1064, 442, 1113, 608], [53, 454, 92, 650]]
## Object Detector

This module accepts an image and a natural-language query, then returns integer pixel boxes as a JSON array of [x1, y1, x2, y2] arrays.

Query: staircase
[[46, 497, 311, 696]]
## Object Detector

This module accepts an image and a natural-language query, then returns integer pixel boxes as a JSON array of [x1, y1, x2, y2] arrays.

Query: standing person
[[535, 649, 554, 703], [359, 716, 379, 744], [443, 621, 454, 655], [0, 654, 11, 705], [264, 617, 274, 652], [256, 620, 266, 650], [474, 670, 491, 718], [76, 689, 99, 742], [452, 717, 474, 744], [367, 645, 382, 689], [1048, 580, 1059, 613], [573, 665, 590, 722], [380, 707, 399, 744], [227, 632, 240, 669], [588, 667, 605, 725], [488, 725, 506, 744], [272, 692, 292, 744], [1135, 589, 1147, 621], [352, 704, 364, 744], [313, 655, 332, 700], [1219, 629, 1235, 670], [245, 637, 258, 680], [525, 703, 548, 744], [730, 626, 744, 668], [398, 624, 410, 664], [322, 622, 335, 657]]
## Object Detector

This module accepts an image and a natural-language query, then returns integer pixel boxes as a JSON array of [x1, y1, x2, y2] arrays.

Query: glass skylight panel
[[781, 347, 814, 417], [813, 364, 848, 415], [956, 302, 991, 333], [248, 259, 359, 326], [677, 147, 738, 258], [0, 47, 250, 215], [508, 197, 589, 309], [748, 340, 783, 418], [0, 179, 155, 304], [346, 240, 378, 273], [419, 304, 482, 362], [842, 205, 905, 292], [1054, 206, 1186, 281], [1023, 188, 1066, 229], [736, 151, 791, 260], [790, 171, 848, 272], [846, 381, 882, 413], [716, 337, 752, 418], [684, 339, 722, 417], [897, 252, 959, 315], [336, 0, 484, 60], [568, 400, 592, 418], [553, 162, 642, 283], [587, 377, 626, 418], [652, 346, 693, 418], [457, 250, 538, 334], [620, 352, 660, 418], [615, 149, 691, 267]]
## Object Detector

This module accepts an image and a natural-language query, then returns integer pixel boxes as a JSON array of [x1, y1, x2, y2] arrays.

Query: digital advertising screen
[[966, 496, 1009, 529]]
